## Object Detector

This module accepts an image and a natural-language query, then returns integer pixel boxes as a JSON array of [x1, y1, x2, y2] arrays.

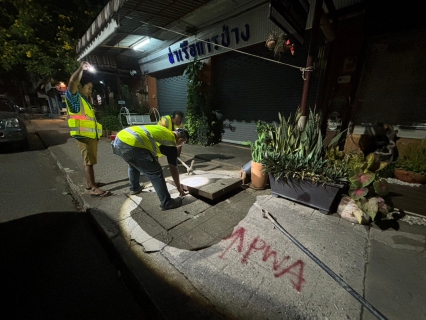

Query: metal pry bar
[[178, 157, 194, 175]]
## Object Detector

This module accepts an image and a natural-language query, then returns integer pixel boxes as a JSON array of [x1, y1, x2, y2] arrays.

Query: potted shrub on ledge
[[262, 108, 348, 214], [394, 138, 426, 184], [243, 121, 271, 189]]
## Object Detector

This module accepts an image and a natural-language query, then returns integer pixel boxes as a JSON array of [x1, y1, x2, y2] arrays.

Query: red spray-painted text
[[219, 227, 305, 291]]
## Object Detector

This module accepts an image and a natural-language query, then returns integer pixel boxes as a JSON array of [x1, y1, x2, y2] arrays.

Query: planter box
[[269, 174, 347, 214]]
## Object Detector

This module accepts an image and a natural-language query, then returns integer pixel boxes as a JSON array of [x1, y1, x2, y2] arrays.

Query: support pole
[[299, 0, 324, 128]]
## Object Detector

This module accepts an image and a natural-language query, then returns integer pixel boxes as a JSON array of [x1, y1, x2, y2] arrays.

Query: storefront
[[141, 2, 325, 144]]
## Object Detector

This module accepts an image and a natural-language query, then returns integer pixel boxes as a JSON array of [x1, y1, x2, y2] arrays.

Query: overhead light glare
[[132, 37, 150, 50]]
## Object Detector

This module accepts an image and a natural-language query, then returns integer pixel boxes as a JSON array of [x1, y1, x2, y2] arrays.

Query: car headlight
[[5, 118, 20, 128]]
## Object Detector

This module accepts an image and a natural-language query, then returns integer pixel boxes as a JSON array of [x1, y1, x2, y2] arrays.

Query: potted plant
[[337, 152, 391, 224], [242, 121, 271, 189], [262, 108, 348, 214], [265, 31, 295, 58], [394, 138, 426, 184]]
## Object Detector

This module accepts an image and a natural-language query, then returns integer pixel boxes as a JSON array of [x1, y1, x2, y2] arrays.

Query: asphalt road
[[0, 128, 161, 320]]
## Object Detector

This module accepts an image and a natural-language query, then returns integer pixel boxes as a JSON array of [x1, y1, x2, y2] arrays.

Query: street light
[[132, 37, 150, 50]]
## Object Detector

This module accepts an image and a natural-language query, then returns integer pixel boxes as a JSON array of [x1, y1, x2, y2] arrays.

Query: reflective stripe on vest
[[124, 127, 146, 147], [116, 125, 175, 158], [124, 126, 158, 156], [69, 114, 95, 121], [69, 127, 97, 132], [67, 96, 102, 138], [140, 126, 158, 155]]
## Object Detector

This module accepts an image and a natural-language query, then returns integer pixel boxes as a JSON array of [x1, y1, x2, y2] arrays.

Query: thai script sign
[[167, 23, 250, 64]]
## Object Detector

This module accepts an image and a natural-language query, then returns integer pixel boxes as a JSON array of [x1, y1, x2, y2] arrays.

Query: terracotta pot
[[394, 168, 426, 184], [250, 161, 268, 190]]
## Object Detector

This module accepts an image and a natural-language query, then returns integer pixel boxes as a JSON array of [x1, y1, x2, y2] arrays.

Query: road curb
[[45, 146, 224, 319]]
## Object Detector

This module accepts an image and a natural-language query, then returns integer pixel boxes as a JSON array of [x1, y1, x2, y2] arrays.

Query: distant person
[[65, 61, 110, 197], [106, 86, 114, 105], [112, 125, 189, 210], [158, 111, 185, 156]]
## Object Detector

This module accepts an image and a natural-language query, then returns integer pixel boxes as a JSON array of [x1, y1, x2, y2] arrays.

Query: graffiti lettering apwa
[[219, 227, 305, 292]]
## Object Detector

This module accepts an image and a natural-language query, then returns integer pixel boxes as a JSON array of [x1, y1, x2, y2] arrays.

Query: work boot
[[162, 197, 182, 211]]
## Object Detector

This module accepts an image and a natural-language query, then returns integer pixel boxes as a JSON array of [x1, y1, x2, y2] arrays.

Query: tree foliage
[[0, 0, 101, 88]]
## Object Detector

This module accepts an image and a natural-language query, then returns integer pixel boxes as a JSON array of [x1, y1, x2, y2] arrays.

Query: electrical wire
[[254, 203, 388, 320], [126, 16, 313, 78]]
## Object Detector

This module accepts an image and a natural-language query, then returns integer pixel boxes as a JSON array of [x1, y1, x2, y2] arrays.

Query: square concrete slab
[[177, 173, 242, 200]]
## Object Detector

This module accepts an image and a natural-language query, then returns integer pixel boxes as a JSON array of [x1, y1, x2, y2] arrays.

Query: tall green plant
[[395, 138, 426, 175], [184, 57, 213, 145], [242, 121, 272, 162], [263, 108, 347, 183]]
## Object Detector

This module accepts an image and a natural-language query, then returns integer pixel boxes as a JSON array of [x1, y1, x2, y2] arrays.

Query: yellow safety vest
[[66, 95, 102, 139], [158, 115, 173, 131], [158, 115, 183, 131], [117, 125, 176, 158]]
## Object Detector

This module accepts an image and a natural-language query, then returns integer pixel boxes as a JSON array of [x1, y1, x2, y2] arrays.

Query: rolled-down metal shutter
[[213, 42, 321, 144], [156, 66, 188, 118]]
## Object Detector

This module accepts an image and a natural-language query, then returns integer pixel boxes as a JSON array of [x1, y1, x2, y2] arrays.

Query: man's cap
[[176, 128, 189, 142]]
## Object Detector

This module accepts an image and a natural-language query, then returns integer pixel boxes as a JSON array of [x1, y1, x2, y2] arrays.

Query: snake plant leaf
[[350, 187, 369, 200], [327, 130, 344, 147], [362, 197, 379, 220], [373, 179, 389, 196]]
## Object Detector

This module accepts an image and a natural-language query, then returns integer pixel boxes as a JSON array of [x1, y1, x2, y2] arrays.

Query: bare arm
[[68, 61, 90, 94], [169, 164, 186, 196]]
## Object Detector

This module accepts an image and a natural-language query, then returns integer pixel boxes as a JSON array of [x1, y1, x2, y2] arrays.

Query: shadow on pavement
[[194, 154, 235, 161], [0, 211, 161, 320], [35, 130, 72, 147]]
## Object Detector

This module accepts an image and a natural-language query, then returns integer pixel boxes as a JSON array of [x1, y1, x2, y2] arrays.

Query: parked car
[[14, 104, 28, 113], [29, 105, 42, 114], [0, 96, 28, 147], [0, 95, 27, 113]]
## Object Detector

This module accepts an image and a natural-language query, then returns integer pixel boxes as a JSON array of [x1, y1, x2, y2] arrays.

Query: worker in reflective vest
[[158, 111, 184, 156], [112, 125, 190, 210], [66, 61, 110, 197]]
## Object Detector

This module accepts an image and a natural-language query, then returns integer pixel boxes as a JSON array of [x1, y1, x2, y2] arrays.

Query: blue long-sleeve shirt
[[65, 89, 93, 139], [65, 89, 91, 113]]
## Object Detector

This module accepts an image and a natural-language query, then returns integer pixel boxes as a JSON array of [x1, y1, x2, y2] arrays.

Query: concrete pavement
[[26, 116, 426, 320]]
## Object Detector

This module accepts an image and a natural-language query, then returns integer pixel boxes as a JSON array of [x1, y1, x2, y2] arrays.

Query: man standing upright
[[66, 61, 110, 197]]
